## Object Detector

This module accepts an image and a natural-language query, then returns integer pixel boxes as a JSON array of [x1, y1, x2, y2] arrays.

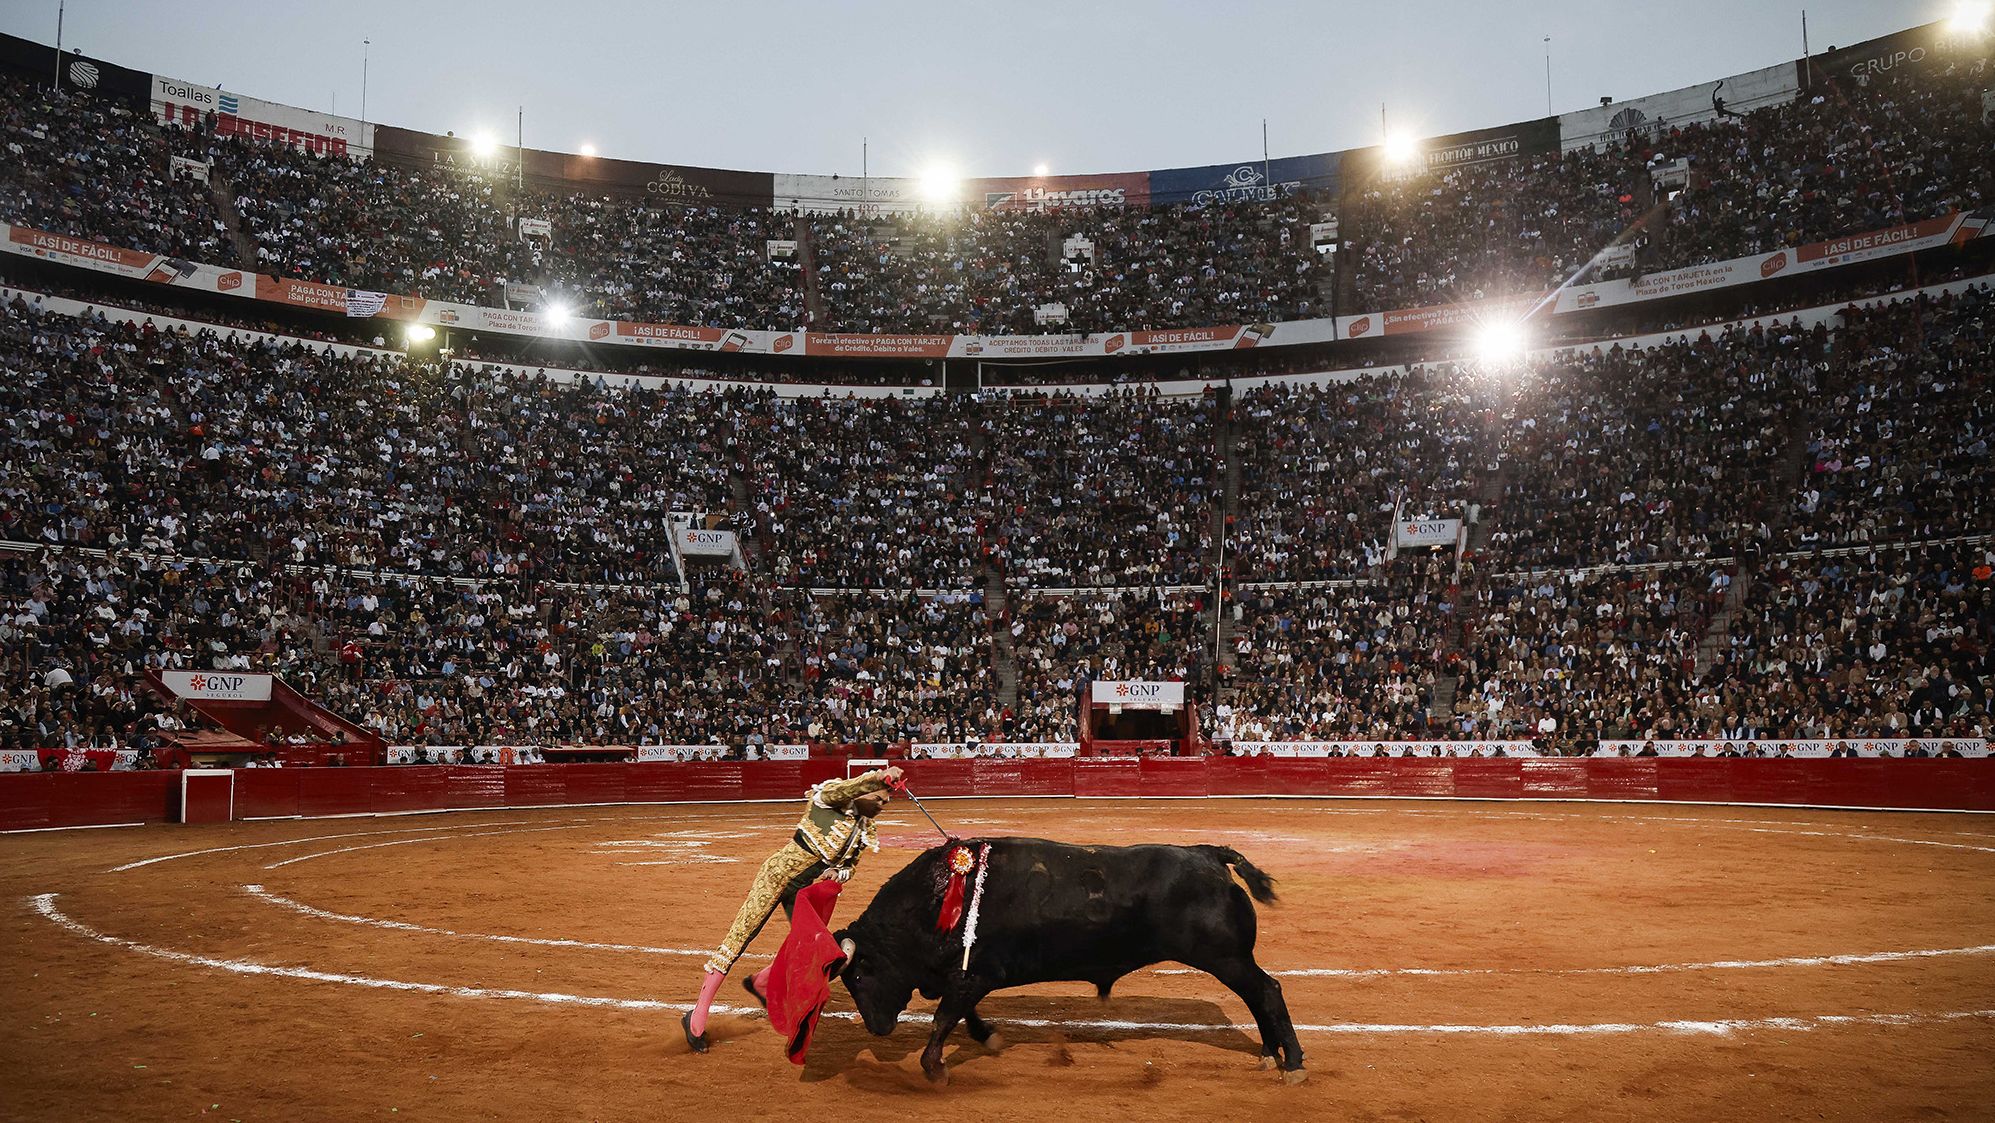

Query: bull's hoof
[[981, 1031, 1007, 1053], [923, 1062, 950, 1086], [1258, 1054, 1278, 1071], [1283, 1067, 1309, 1086]]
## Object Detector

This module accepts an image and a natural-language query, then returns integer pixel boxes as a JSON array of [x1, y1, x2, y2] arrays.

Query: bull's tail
[[1201, 846, 1278, 905]]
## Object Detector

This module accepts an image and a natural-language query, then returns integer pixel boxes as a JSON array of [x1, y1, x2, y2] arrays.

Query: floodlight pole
[[53, 0, 64, 91], [1544, 36, 1552, 116], [361, 39, 370, 125], [1261, 118, 1270, 200]]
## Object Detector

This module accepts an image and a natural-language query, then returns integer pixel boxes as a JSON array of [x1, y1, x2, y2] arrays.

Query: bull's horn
[[839, 937, 856, 959]]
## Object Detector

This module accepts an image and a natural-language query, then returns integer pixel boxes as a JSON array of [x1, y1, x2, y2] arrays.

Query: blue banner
[[1147, 151, 1340, 206]]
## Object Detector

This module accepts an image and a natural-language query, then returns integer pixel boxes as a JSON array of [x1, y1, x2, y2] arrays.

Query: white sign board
[[1089, 681, 1186, 708], [1394, 518, 1462, 549], [677, 527, 738, 557], [159, 670, 273, 702]]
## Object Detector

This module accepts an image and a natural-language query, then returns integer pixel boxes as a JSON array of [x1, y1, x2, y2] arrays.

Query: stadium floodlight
[[1382, 131, 1422, 167], [1472, 319, 1530, 365], [1947, 0, 1990, 34], [1033, 163, 1050, 177], [919, 166, 959, 207], [578, 142, 598, 158], [544, 300, 573, 325], [470, 131, 499, 158], [405, 324, 437, 345]]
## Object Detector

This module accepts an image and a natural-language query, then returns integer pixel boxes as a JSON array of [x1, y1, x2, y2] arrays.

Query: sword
[[890, 775, 954, 842]]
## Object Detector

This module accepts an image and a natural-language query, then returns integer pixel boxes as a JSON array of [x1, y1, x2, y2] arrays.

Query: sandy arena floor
[[1, 797, 1991, 1122]]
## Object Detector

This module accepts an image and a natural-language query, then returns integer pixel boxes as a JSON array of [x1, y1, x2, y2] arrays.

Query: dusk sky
[[1, 0, 1933, 177]]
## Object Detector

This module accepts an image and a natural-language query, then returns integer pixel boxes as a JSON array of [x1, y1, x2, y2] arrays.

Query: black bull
[[835, 838, 1304, 1083]]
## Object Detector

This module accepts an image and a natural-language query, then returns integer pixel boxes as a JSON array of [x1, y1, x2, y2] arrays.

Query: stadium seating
[[2, 278, 1987, 753]]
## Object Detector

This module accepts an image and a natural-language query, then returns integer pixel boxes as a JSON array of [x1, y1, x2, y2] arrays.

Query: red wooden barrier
[[1071, 757, 1143, 797], [6, 758, 1993, 833]]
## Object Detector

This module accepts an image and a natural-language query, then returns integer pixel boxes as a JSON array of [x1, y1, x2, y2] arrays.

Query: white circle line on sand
[[109, 812, 714, 873], [241, 884, 767, 961], [262, 824, 592, 869], [27, 894, 1995, 1039], [1156, 944, 1995, 978]]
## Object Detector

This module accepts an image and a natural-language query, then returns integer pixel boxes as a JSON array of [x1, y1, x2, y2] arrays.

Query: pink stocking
[[688, 969, 726, 1036]]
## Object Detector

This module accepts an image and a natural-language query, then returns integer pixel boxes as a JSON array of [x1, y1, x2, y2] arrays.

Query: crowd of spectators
[[808, 195, 1328, 334], [1791, 286, 1993, 548], [739, 394, 981, 589], [2, 271, 1990, 753], [1222, 562, 1454, 742], [1485, 318, 1821, 569], [1229, 365, 1490, 582], [1705, 544, 1992, 740], [1339, 61, 1993, 311], [1009, 590, 1214, 741], [3, 53, 1988, 347], [1449, 564, 1723, 747], [0, 75, 228, 261], [984, 388, 1218, 589]]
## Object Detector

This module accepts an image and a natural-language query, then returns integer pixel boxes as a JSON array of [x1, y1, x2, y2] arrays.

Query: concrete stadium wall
[[3, 758, 1992, 832]]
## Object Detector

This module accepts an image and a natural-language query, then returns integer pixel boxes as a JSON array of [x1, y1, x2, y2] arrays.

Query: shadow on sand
[[799, 992, 1259, 1086]]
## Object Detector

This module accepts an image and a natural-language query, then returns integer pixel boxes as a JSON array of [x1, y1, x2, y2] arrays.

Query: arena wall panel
[[9, 759, 1995, 833], [1450, 759, 1526, 799], [1388, 758, 1461, 798], [292, 767, 382, 817], [233, 769, 301, 818], [1583, 759, 1661, 801], [1139, 757, 1209, 798], [47, 772, 174, 827], [0, 773, 53, 830], [440, 766, 508, 810], [1655, 758, 1736, 804], [739, 762, 811, 801], [1072, 758, 1144, 798], [369, 766, 451, 813], [901, 761, 979, 798], [972, 759, 1072, 797], [1323, 757, 1396, 796], [501, 766, 577, 808], [1520, 758, 1593, 799]]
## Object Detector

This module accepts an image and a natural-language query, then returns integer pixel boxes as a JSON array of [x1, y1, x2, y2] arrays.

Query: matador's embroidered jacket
[[791, 770, 895, 870]]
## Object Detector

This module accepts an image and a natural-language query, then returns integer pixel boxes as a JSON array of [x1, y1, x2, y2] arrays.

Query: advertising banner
[[1337, 295, 1541, 340], [1349, 117, 1560, 182], [160, 670, 274, 702], [1550, 211, 1986, 314], [634, 745, 733, 762], [911, 743, 1079, 759], [0, 34, 156, 110], [676, 527, 738, 557], [1090, 681, 1186, 708], [1594, 739, 1989, 758], [1559, 62, 1797, 153], [969, 172, 1151, 212], [371, 126, 775, 207], [1394, 518, 1462, 549], [1147, 152, 1341, 205], [774, 172, 922, 216], [1232, 741, 1540, 758], [1802, 20, 1988, 87], [804, 333, 953, 358], [152, 73, 374, 157]]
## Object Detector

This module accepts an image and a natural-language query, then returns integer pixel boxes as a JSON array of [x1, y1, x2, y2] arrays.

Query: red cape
[[764, 879, 846, 1065]]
